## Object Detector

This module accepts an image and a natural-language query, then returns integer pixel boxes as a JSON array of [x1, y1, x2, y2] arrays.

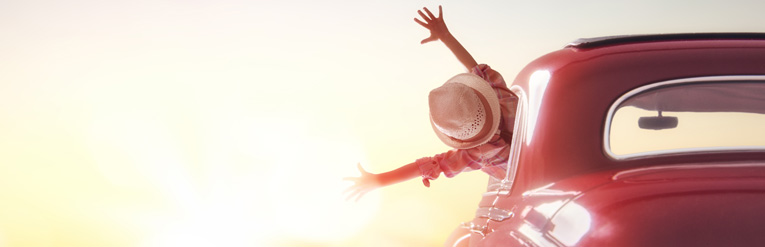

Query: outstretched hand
[[414, 5, 450, 44], [343, 163, 381, 202]]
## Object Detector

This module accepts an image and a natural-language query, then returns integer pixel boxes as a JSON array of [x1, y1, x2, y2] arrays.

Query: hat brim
[[431, 73, 501, 149]]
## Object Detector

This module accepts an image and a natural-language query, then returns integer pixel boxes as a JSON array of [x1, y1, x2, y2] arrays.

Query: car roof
[[566, 33, 765, 49]]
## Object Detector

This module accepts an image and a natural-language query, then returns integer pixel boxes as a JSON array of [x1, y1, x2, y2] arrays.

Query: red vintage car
[[446, 33, 765, 247]]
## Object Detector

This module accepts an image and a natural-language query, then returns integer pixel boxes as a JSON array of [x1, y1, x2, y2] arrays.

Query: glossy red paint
[[449, 34, 765, 247], [572, 163, 765, 246], [512, 39, 765, 192]]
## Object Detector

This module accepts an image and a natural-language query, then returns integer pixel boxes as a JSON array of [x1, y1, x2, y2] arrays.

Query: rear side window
[[605, 77, 765, 159]]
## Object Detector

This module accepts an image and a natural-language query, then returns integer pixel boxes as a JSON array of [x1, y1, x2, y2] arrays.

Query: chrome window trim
[[603, 75, 765, 160], [484, 85, 527, 196], [504, 85, 527, 188]]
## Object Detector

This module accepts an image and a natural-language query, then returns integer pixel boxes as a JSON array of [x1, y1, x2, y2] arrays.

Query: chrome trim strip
[[475, 207, 514, 221], [482, 190, 511, 197], [509, 231, 538, 247], [612, 162, 765, 180], [603, 75, 765, 160], [567, 33, 765, 49], [460, 221, 488, 236], [451, 234, 471, 247], [500, 85, 528, 191]]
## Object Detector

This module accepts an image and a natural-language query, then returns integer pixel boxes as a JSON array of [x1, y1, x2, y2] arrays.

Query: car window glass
[[607, 80, 765, 159], [487, 89, 523, 192]]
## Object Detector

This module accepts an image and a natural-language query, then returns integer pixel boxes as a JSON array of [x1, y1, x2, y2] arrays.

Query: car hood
[[542, 163, 765, 246]]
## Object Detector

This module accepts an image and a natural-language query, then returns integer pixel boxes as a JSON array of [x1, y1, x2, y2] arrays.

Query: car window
[[606, 77, 765, 159], [487, 87, 524, 192]]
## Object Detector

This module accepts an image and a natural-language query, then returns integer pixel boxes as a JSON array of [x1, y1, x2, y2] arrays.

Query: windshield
[[606, 77, 765, 159]]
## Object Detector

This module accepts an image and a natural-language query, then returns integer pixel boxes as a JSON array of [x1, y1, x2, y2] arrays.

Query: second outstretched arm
[[344, 162, 421, 201]]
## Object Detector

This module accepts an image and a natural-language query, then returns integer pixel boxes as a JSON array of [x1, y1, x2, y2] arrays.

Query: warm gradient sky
[[3, 0, 765, 246]]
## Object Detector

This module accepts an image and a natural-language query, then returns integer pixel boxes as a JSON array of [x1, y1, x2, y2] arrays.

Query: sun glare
[[86, 104, 378, 246]]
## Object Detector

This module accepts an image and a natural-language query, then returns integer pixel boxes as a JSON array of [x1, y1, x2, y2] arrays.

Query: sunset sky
[[3, 0, 765, 246]]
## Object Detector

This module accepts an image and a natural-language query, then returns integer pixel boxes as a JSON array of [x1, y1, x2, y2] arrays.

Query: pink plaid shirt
[[416, 64, 518, 187]]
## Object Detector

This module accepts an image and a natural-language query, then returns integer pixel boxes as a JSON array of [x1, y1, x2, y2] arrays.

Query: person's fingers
[[438, 5, 443, 18], [353, 190, 368, 202], [424, 7, 436, 20], [421, 36, 438, 44], [345, 189, 359, 201], [345, 187, 368, 202], [414, 18, 428, 28], [417, 9, 430, 22], [343, 175, 361, 191]]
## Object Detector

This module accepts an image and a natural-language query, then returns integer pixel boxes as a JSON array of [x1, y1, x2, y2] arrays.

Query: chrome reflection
[[526, 70, 551, 145], [475, 207, 514, 221], [548, 201, 592, 246], [522, 183, 580, 197], [517, 200, 593, 246], [533, 200, 567, 219], [460, 221, 489, 236], [518, 224, 558, 247], [482, 190, 511, 197]]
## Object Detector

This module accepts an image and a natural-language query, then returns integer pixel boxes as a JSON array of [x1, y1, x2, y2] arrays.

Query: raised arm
[[414, 5, 478, 70]]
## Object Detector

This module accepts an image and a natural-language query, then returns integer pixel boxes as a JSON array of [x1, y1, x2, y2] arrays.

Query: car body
[[446, 33, 765, 247]]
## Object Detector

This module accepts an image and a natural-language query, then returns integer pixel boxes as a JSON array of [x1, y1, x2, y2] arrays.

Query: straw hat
[[429, 73, 501, 149]]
